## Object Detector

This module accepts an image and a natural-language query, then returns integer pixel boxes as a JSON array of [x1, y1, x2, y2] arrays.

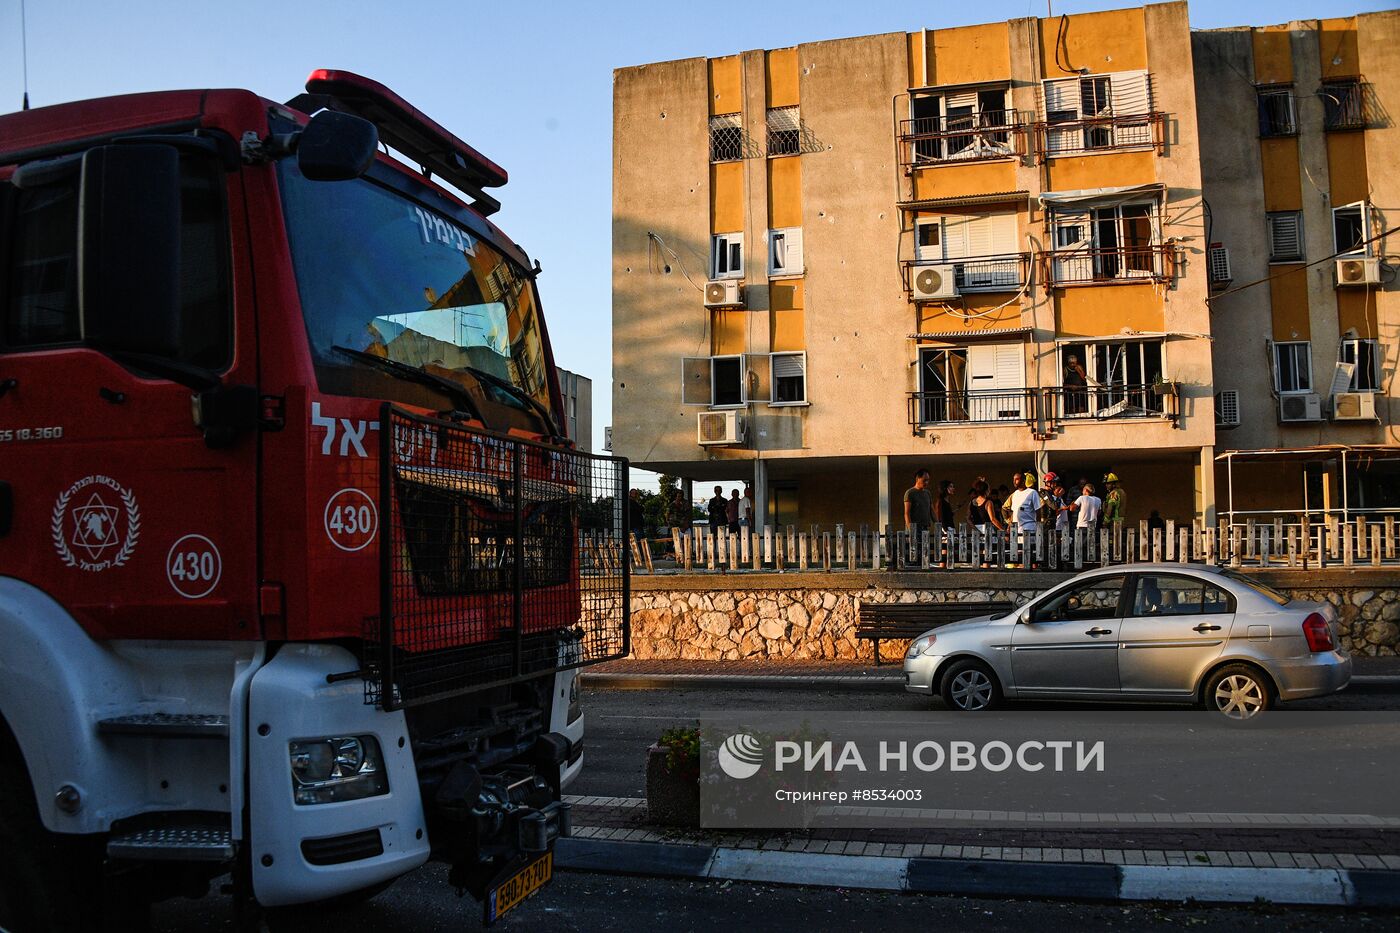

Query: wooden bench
[[856, 601, 1013, 665]]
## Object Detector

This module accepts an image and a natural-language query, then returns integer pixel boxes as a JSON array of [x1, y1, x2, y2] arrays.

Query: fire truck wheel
[[0, 747, 105, 932]]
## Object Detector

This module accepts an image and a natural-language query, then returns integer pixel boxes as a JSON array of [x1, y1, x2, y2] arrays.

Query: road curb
[[553, 837, 1400, 907], [581, 672, 1400, 692]]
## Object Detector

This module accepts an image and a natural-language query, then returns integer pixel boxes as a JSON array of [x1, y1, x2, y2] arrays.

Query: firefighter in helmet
[[1103, 472, 1127, 527]]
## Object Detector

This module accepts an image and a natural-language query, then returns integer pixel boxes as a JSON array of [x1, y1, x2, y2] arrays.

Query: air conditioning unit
[[1207, 243, 1232, 290], [704, 279, 744, 308], [1332, 391, 1378, 421], [910, 264, 959, 300], [1336, 256, 1382, 286], [1278, 392, 1323, 423], [1215, 389, 1241, 428], [697, 409, 745, 446]]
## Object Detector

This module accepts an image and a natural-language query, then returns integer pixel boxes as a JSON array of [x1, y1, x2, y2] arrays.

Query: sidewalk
[[558, 795, 1400, 908], [582, 656, 1400, 689]]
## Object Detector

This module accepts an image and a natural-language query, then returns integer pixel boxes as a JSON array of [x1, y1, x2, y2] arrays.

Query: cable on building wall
[[1206, 223, 1400, 304]]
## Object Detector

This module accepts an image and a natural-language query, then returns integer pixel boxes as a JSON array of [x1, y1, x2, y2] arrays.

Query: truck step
[[97, 713, 229, 738], [107, 823, 235, 862]]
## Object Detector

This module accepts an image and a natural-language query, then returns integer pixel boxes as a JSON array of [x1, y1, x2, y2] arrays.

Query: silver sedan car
[[904, 563, 1351, 719]]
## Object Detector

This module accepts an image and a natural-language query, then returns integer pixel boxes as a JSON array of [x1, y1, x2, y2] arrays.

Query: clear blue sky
[[2, 0, 1391, 488]]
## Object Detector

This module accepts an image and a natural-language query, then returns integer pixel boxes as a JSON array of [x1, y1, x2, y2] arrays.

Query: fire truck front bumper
[[247, 644, 431, 908]]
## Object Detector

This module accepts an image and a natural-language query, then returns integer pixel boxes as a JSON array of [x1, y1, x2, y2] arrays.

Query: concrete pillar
[[753, 458, 769, 530], [878, 455, 891, 531], [1197, 446, 1217, 526]]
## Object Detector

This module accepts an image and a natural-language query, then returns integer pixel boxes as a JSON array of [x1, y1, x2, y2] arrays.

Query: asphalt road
[[568, 683, 1400, 800], [153, 861, 1400, 932]]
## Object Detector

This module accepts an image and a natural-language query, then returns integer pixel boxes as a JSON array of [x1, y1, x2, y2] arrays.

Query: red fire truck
[[0, 70, 629, 929]]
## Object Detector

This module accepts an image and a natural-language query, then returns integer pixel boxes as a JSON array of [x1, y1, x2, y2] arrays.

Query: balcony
[[1043, 384, 1178, 424], [1322, 81, 1368, 131], [1033, 112, 1165, 157], [907, 383, 1181, 432], [901, 253, 1031, 297], [1043, 244, 1175, 287], [898, 110, 1029, 170], [908, 389, 1034, 427]]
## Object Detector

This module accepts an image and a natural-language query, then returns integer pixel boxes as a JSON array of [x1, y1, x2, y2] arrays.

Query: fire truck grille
[[365, 406, 630, 710]]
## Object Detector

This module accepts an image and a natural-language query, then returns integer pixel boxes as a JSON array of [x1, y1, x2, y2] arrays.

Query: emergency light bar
[[289, 69, 507, 214]]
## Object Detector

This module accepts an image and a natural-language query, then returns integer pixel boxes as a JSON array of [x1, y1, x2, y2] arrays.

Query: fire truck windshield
[[277, 160, 556, 432]]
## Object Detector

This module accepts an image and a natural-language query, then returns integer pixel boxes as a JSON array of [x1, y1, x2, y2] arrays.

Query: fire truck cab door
[[0, 150, 258, 641]]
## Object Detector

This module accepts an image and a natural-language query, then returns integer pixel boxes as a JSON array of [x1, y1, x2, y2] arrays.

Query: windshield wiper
[[456, 364, 567, 443], [331, 345, 487, 425]]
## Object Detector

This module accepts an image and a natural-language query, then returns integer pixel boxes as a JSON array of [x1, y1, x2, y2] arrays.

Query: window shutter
[[1043, 78, 1081, 153], [1108, 71, 1151, 116], [772, 352, 805, 379], [1268, 213, 1302, 260], [784, 228, 803, 272], [992, 343, 1024, 390], [941, 216, 970, 259]]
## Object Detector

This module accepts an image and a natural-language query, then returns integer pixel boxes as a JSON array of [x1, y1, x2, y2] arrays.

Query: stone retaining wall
[[626, 571, 1400, 661]]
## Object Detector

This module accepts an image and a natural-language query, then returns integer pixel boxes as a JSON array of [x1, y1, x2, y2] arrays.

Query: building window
[[766, 106, 801, 156], [914, 213, 1022, 290], [1333, 202, 1369, 256], [906, 87, 1013, 164], [1048, 201, 1162, 283], [711, 232, 743, 279], [770, 351, 807, 404], [1042, 71, 1153, 155], [1322, 78, 1365, 131], [1340, 338, 1380, 392], [767, 228, 803, 276], [1266, 211, 1304, 262], [1057, 340, 1165, 417], [1256, 85, 1297, 137], [915, 344, 1026, 423], [709, 113, 744, 162], [1273, 341, 1313, 394]]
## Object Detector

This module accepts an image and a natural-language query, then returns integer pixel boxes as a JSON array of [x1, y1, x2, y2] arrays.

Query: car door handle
[[1084, 627, 1113, 636], [1193, 623, 1222, 633]]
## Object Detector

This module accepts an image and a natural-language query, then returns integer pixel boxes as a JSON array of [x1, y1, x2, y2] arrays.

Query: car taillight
[[1302, 613, 1335, 652]]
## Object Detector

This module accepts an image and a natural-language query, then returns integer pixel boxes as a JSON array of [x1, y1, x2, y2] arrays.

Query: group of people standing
[[706, 485, 754, 534], [903, 468, 1128, 538]]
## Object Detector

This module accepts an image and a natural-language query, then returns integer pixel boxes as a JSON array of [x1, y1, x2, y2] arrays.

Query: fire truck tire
[[0, 741, 105, 932]]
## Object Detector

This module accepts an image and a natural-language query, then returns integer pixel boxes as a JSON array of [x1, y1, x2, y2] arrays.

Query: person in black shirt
[[903, 469, 933, 533], [707, 485, 728, 532], [934, 479, 956, 529]]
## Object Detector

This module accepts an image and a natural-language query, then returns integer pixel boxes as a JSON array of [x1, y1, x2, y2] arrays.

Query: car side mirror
[[79, 144, 182, 359], [297, 111, 378, 181]]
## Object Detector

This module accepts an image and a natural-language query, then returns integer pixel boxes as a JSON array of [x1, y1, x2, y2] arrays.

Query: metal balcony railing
[[908, 389, 1034, 426], [1043, 244, 1175, 286], [907, 383, 1181, 433], [1033, 112, 1165, 156], [901, 253, 1031, 295], [898, 110, 1029, 169], [1042, 383, 1177, 423]]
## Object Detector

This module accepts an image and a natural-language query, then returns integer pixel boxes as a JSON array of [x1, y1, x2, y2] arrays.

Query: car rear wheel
[[1203, 664, 1273, 720], [939, 660, 1001, 711]]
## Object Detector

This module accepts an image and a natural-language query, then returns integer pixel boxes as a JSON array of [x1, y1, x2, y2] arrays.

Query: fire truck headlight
[[289, 735, 389, 805]]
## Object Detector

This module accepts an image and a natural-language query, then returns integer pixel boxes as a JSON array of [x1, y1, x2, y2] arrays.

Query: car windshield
[[277, 160, 554, 429], [1221, 570, 1291, 606]]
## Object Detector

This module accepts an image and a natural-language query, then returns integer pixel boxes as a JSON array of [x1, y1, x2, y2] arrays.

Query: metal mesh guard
[[366, 406, 629, 709]]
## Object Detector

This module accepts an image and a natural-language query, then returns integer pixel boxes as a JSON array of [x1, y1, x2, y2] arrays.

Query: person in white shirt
[[1073, 483, 1102, 529], [1009, 473, 1042, 530], [738, 486, 754, 528]]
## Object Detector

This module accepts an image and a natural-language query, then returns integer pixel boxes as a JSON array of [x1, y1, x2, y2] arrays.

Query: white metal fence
[[605, 516, 1400, 574]]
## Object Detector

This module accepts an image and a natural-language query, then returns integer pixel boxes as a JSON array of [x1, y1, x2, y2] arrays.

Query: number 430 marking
[[166, 535, 222, 599]]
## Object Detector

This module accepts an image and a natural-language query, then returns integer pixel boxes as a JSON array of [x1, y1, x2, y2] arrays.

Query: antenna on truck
[[19, 0, 30, 110]]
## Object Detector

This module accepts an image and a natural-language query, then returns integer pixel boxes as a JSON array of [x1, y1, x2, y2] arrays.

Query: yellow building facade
[[612, 3, 1399, 530]]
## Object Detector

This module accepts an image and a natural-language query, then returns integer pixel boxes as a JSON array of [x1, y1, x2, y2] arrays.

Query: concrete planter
[[645, 744, 700, 827]]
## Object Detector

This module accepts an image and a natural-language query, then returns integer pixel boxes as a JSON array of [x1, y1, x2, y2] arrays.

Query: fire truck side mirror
[[297, 111, 378, 181], [78, 144, 182, 359]]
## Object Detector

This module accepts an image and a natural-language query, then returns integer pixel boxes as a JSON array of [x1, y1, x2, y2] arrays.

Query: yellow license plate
[[487, 850, 553, 923]]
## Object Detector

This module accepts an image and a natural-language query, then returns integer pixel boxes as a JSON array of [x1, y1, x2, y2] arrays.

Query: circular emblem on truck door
[[51, 475, 141, 572]]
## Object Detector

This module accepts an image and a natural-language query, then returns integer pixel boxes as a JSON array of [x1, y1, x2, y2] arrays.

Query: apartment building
[[1194, 13, 1400, 522], [611, 2, 1396, 531]]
